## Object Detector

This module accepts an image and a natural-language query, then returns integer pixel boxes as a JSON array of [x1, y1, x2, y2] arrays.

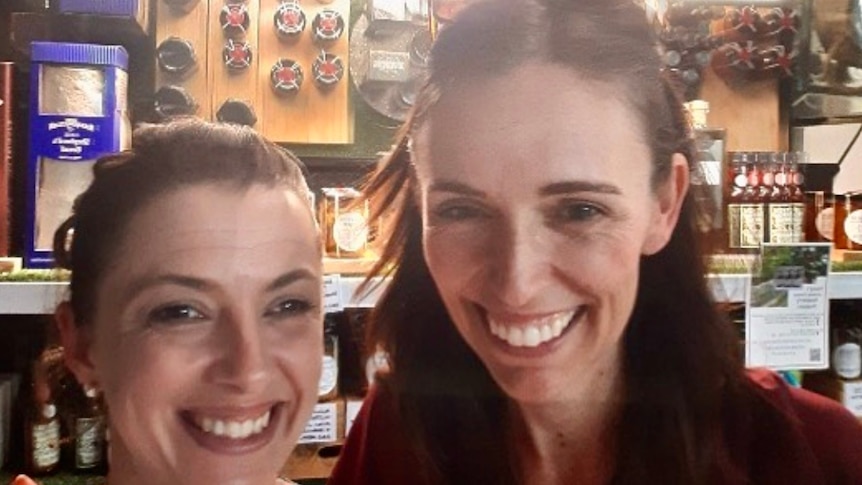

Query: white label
[[833, 343, 862, 379], [332, 212, 368, 253], [323, 274, 343, 313], [318, 355, 338, 397], [815, 208, 834, 241], [845, 210, 862, 245], [841, 381, 862, 417], [32, 420, 60, 468], [768, 204, 793, 243], [75, 416, 105, 468], [298, 402, 338, 444], [345, 400, 363, 437], [733, 174, 747, 188], [730, 204, 764, 248]]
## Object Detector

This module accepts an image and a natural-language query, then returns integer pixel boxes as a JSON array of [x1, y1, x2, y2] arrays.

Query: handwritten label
[[842, 381, 862, 417], [345, 400, 363, 437], [323, 274, 342, 313], [298, 402, 338, 444]]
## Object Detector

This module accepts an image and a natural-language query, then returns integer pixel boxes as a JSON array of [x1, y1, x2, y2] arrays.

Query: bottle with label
[[832, 320, 862, 381], [788, 153, 807, 243], [834, 193, 852, 250], [683, 100, 726, 253], [768, 152, 794, 243], [804, 191, 834, 242], [318, 316, 339, 402], [73, 387, 106, 473], [320, 187, 369, 259], [25, 366, 61, 476], [733, 152, 764, 251]]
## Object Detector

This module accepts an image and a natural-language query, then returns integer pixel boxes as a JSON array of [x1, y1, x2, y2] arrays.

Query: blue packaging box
[[57, 0, 149, 32], [25, 42, 130, 268]]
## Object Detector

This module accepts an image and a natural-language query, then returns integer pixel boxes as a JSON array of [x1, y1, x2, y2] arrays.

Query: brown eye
[[555, 202, 604, 223], [148, 304, 206, 324], [264, 298, 314, 318]]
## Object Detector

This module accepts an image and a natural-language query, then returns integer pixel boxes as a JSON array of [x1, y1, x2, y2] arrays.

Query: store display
[[274, 1, 307, 40], [153, 84, 198, 117], [25, 42, 130, 268], [156, 36, 198, 77], [0, 62, 12, 257]]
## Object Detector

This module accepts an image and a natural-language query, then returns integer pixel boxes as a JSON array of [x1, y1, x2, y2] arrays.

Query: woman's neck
[[507, 359, 625, 485]]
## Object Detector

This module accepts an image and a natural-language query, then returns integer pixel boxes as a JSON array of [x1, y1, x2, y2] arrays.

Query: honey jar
[[843, 191, 862, 250], [319, 187, 369, 258], [804, 191, 834, 242]]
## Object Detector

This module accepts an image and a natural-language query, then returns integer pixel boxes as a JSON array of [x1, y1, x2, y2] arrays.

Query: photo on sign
[[750, 244, 830, 308]]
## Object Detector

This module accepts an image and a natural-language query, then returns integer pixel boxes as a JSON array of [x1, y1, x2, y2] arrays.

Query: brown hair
[[53, 117, 312, 327], [361, 0, 751, 483]]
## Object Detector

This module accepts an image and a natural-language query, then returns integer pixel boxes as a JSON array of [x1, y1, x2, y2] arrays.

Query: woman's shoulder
[[744, 368, 862, 480]]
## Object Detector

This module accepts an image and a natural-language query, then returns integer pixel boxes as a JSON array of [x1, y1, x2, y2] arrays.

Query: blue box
[[57, 0, 149, 32], [25, 42, 130, 268]]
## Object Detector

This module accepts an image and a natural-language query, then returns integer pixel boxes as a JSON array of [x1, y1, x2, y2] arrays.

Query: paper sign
[[745, 243, 831, 371], [297, 402, 338, 444], [323, 274, 343, 313], [842, 381, 862, 417], [345, 400, 363, 437]]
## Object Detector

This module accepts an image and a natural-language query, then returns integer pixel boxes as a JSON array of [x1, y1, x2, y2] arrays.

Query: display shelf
[[2, 272, 862, 315]]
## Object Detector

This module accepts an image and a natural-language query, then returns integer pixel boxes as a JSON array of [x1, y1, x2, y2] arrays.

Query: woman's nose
[[487, 223, 550, 308], [206, 310, 269, 393]]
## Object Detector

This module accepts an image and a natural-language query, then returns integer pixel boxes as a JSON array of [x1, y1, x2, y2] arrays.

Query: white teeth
[[194, 409, 272, 440], [488, 311, 577, 348]]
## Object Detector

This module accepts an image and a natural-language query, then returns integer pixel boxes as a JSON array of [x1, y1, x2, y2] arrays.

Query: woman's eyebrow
[[428, 180, 486, 197], [539, 181, 622, 196]]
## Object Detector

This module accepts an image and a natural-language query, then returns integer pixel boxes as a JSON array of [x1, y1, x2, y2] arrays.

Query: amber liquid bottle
[[73, 387, 107, 473], [25, 371, 61, 476], [684, 100, 727, 254]]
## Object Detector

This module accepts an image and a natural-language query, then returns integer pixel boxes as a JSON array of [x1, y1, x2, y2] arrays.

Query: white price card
[[323, 274, 343, 313], [745, 243, 831, 371], [297, 402, 339, 444], [842, 381, 862, 417], [345, 400, 363, 437]]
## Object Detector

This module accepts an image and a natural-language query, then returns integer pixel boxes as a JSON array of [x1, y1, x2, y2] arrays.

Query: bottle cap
[[312, 51, 344, 88], [222, 39, 253, 71], [220, 4, 251, 38], [156, 37, 197, 76], [270, 58, 304, 95], [684, 99, 709, 128], [274, 2, 306, 40], [216, 99, 257, 126], [154, 85, 198, 118], [312, 9, 344, 45]]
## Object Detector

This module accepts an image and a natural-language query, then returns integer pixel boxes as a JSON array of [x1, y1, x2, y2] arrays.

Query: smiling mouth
[[191, 409, 272, 440], [180, 403, 284, 454], [487, 309, 583, 348]]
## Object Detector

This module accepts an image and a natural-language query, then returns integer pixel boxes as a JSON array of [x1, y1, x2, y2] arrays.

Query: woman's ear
[[642, 153, 690, 256], [55, 302, 98, 387]]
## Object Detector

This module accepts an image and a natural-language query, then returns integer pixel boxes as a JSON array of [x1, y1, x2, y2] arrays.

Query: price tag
[[842, 381, 862, 417], [297, 402, 338, 444], [323, 274, 343, 313], [345, 399, 363, 437]]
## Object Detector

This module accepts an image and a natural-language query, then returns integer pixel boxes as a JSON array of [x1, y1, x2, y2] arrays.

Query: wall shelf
[[2, 272, 862, 315]]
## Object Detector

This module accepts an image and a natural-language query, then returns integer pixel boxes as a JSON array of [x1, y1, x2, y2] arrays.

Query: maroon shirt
[[329, 370, 862, 484]]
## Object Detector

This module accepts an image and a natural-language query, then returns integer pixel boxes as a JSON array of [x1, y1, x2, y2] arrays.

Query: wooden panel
[[207, 0, 260, 121], [258, 0, 352, 143], [154, 0, 210, 118], [700, 65, 781, 152]]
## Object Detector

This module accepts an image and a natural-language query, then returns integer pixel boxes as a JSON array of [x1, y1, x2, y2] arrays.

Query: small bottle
[[844, 191, 862, 250], [73, 387, 107, 473], [788, 153, 807, 243], [767, 152, 793, 243], [25, 368, 61, 476]]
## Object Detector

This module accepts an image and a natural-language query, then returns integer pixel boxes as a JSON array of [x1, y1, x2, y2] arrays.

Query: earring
[[82, 383, 100, 398]]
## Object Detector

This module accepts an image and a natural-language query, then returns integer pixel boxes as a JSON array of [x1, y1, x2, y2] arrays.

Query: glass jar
[[319, 187, 369, 258], [319, 315, 339, 402], [804, 191, 834, 242], [844, 191, 862, 250]]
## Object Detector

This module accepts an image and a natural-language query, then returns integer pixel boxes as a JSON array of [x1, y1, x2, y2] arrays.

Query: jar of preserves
[[319, 187, 369, 258], [804, 191, 834, 242], [843, 191, 862, 250]]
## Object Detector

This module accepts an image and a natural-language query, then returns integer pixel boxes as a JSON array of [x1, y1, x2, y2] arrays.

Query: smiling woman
[[328, 0, 862, 484], [12, 118, 323, 485]]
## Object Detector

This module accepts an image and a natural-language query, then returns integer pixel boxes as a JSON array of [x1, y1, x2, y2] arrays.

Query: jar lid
[[154, 85, 198, 118], [274, 2, 306, 39], [157, 37, 197, 75], [222, 39, 253, 71], [220, 4, 251, 37], [312, 9, 344, 45], [216, 99, 257, 126], [312, 51, 344, 88], [270, 58, 304, 95]]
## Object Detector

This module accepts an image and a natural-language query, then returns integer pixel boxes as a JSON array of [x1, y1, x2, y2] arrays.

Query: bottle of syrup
[[25, 364, 61, 476]]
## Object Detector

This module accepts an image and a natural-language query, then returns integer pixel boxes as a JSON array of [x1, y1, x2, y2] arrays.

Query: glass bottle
[[73, 387, 106, 473], [318, 315, 339, 402], [740, 152, 765, 250], [25, 366, 60, 476], [684, 100, 726, 253], [768, 152, 794, 243], [788, 153, 807, 243]]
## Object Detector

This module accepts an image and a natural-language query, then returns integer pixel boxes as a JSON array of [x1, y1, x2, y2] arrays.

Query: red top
[[329, 370, 862, 484]]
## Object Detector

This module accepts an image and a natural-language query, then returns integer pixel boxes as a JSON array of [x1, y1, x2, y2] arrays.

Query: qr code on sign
[[810, 348, 821, 362]]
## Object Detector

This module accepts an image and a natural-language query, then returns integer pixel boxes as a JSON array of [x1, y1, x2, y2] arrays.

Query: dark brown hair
[[361, 0, 751, 483], [53, 117, 312, 327]]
